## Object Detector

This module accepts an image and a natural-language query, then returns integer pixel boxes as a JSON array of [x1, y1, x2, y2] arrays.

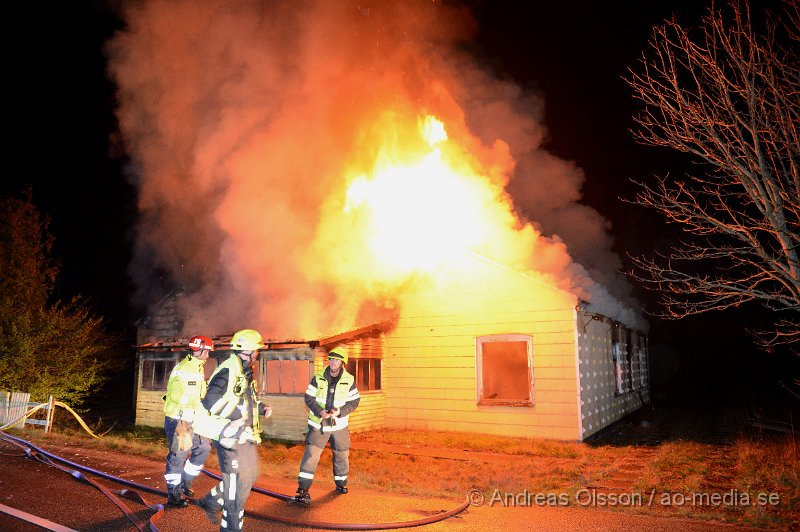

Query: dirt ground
[[0, 431, 778, 532]]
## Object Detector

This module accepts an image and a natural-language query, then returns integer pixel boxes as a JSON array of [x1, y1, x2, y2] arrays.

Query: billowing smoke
[[107, 0, 644, 338]]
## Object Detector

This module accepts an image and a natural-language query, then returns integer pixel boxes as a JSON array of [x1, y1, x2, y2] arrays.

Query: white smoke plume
[[107, 0, 645, 338]]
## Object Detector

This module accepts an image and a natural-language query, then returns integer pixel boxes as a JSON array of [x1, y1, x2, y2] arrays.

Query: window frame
[[258, 356, 313, 395], [346, 358, 382, 392], [475, 334, 534, 407], [624, 327, 634, 392], [612, 341, 625, 396], [140, 355, 179, 391], [636, 334, 647, 388]]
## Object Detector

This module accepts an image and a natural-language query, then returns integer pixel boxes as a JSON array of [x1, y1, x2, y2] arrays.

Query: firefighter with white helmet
[[292, 345, 360, 505], [194, 329, 271, 531], [162, 334, 214, 508]]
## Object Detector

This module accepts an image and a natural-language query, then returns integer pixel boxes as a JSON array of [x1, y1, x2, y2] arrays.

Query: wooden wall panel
[[135, 390, 165, 427]]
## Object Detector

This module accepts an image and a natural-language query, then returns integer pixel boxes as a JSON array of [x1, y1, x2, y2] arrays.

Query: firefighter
[[194, 329, 271, 531], [292, 346, 360, 505], [162, 335, 214, 508]]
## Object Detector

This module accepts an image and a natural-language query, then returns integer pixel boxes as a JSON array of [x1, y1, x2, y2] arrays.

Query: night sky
[[6, 1, 797, 405]]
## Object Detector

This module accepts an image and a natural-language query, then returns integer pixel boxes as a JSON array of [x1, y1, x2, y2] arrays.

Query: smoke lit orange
[[110, 0, 640, 338]]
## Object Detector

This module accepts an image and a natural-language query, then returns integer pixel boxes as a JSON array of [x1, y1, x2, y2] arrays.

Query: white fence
[[0, 391, 55, 431]]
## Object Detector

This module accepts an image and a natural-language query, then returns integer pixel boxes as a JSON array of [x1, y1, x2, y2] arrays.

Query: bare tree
[[626, 1, 800, 348]]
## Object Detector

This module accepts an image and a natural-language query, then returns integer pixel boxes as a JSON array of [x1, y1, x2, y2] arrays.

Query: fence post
[[10, 392, 30, 429], [46, 395, 55, 433]]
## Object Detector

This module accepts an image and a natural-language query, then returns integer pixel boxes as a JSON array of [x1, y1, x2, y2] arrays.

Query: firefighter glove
[[175, 420, 194, 451], [238, 427, 258, 444], [219, 418, 246, 449]]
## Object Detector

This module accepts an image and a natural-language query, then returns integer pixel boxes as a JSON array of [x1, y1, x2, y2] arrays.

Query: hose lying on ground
[[0, 430, 470, 530], [0, 430, 163, 532]]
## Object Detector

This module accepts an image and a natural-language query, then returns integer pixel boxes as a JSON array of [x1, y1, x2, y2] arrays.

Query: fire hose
[[0, 430, 164, 531], [0, 430, 470, 530], [0, 399, 104, 438]]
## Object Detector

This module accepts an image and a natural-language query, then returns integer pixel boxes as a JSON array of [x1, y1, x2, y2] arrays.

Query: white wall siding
[[577, 313, 649, 439], [383, 257, 582, 440]]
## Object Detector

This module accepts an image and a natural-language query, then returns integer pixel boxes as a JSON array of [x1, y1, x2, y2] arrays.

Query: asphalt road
[[0, 437, 770, 532]]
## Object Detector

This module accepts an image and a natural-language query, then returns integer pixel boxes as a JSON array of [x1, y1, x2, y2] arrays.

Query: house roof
[[317, 319, 396, 348], [135, 318, 396, 352]]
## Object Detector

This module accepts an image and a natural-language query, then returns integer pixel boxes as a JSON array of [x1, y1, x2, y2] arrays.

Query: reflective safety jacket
[[163, 354, 207, 420], [305, 367, 360, 432], [192, 354, 262, 443]]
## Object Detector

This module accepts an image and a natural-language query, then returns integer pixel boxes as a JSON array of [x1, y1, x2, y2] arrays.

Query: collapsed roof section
[[134, 319, 396, 355]]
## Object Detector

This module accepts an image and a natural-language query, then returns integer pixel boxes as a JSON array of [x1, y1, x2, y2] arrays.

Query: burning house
[[135, 255, 648, 442], [118, 1, 650, 442]]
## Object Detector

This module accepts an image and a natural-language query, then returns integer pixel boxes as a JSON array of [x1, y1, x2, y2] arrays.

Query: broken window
[[612, 343, 625, 395], [140, 357, 177, 390], [611, 324, 637, 395], [476, 334, 533, 406], [260, 359, 312, 394], [346, 358, 382, 391]]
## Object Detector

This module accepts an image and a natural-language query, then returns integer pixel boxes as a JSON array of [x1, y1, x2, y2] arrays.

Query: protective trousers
[[200, 441, 260, 531], [164, 416, 211, 488], [297, 427, 350, 490]]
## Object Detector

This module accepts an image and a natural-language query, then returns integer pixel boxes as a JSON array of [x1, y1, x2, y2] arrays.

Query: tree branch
[[625, 1, 800, 347]]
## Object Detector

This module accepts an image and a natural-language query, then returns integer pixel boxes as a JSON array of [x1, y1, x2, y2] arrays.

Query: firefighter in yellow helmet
[[163, 335, 214, 508], [292, 345, 360, 505], [194, 329, 271, 531]]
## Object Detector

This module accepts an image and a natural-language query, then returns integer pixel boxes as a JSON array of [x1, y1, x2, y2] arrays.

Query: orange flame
[[343, 115, 493, 274], [306, 112, 551, 304]]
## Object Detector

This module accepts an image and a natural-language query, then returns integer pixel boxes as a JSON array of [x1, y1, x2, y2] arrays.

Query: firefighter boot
[[292, 487, 312, 505], [166, 484, 189, 508], [181, 477, 194, 497], [197, 498, 221, 525], [336, 485, 348, 494]]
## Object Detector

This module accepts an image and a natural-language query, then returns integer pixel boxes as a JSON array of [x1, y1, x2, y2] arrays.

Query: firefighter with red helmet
[[162, 334, 214, 507]]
